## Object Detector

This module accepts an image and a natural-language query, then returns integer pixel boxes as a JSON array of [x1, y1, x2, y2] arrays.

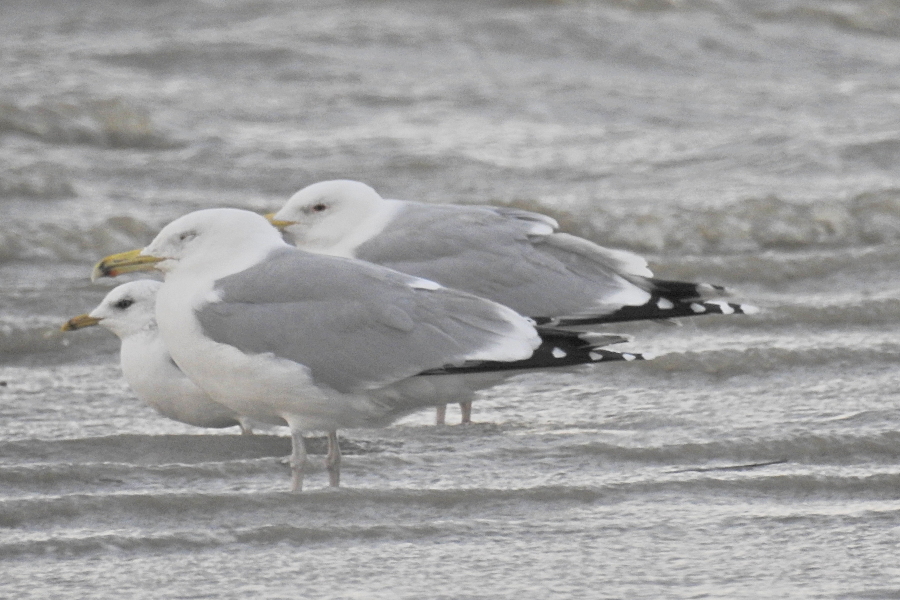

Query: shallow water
[[2, 0, 900, 598]]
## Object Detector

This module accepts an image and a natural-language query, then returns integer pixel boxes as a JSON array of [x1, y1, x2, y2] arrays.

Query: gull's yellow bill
[[263, 212, 295, 231], [91, 248, 162, 281], [60, 314, 102, 332]]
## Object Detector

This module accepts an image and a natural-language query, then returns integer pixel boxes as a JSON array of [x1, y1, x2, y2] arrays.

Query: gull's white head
[[90, 280, 161, 338], [63, 279, 161, 339], [270, 180, 386, 251], [92, 209, 288, 283], [142, 208, 287, 278]]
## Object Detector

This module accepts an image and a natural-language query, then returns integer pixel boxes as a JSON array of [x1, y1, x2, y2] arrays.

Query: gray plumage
[[354, 202, 648, 319], [196, 247, 537, 395]]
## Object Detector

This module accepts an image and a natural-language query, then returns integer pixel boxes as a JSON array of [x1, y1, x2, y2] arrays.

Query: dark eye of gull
[[311, 203, 328, 212], [114, 298, 134, 310]]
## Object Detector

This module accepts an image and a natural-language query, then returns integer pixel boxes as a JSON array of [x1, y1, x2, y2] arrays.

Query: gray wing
[[195, 247, 535, 394], [354, 202, 651, 318]]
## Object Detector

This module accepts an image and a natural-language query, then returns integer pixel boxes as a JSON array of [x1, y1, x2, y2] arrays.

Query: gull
[[62, 279, 272, 433], [268, 180, 756, 423], [92, 208, 646, 491]]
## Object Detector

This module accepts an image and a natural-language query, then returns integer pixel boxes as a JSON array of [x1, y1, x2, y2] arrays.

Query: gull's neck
[[167, 239, 285, 284], [307, 199, 405, 258]]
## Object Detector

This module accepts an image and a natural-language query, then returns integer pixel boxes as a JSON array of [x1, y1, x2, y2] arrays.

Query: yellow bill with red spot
[[91, 248, 163, 281]]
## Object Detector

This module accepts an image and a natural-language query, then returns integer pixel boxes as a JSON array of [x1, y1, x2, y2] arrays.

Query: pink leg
[[237, 417, 254, 435], [289, 428, 307, 492], [326, 430, 341, 487], [435, 404, 447, 426], [459, 401, 472, 425]]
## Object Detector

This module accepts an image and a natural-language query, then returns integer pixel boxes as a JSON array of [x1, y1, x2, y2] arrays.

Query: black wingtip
[[420, 328, 647, 375], [646, 278, 729, 300], [533, 299, 759, 327]]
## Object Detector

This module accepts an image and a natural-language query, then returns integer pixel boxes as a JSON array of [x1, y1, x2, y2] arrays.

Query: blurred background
[[2, 1, 900, 598]]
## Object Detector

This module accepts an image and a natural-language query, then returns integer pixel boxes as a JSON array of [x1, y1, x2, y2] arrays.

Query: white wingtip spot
[[408, 277, 443, 291], [551, 347, 567, 358], [622, 353, 637, 361], [706, 300, 734, 315], [690, 303, 707, 313], [656, 298, 675, 310], [529, 222, 556, 236], [589, 351, 605, 361], [740, 304, 761, 315]]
